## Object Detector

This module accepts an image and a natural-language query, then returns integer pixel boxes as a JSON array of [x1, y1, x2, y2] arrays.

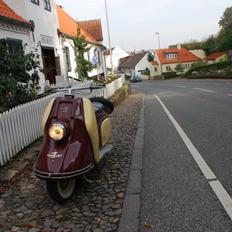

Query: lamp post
[[155, 32, 160, 49], [155, 32, 163, 79], [104, 0, 114, 77]]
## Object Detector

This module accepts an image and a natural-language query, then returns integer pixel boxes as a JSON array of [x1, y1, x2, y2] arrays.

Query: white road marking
[[194, 88, 214, 93], [174, 85, 186, 88], [155, 94, 232, 221], [227, 94, 232, 97], [155, 95, 216, 180], [210, 181, 232, 220]]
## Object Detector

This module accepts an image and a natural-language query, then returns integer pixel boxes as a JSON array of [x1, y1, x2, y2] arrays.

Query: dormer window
[[166, 53, 178, 59], [31, 0, 39, 5], [44, 0, 51, 11]]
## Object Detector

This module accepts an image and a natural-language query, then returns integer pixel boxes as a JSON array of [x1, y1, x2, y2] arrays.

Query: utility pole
[[155, 32, 163, 79], [104, 0, 114, 76]]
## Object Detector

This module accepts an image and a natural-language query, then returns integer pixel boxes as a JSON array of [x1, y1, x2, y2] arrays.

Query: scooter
[[33, 84, 114, 203]]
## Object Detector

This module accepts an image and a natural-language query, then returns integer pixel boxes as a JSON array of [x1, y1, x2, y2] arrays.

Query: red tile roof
[[156, 48, 200, 64], [151, 61, 158, 65], [56, 5, 100, 45], [206, 52, 226, 61], [78, 19, 103, 42], [0, 0, 30, 26]]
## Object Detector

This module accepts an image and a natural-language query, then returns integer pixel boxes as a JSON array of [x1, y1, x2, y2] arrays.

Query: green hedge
[[163, 72, 179, 79], [184, 61, 232, 77], [186, 72, 232, 79]]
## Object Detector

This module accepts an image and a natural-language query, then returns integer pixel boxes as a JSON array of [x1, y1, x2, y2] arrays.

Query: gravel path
[[0, 93, 142, 232]]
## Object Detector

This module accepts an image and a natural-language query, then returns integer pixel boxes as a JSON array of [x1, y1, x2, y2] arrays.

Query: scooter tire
[[46, 180, 76, 203]]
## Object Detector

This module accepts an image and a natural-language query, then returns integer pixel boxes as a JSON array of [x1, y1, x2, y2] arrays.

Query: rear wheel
[[46, 180, 76, 203]]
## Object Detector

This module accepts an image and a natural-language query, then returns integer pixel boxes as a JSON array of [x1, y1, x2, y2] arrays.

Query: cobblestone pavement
[[0, 93, 142, 232]]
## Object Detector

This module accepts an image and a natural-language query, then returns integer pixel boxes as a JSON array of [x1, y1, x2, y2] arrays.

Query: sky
[[55, 0, 232, 52]]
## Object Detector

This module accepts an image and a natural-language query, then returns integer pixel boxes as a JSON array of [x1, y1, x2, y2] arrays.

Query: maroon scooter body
[[34, 95, 95, 180]]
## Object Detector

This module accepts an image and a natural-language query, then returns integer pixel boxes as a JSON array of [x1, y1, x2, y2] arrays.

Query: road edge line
[[155, 94, 232, 221]]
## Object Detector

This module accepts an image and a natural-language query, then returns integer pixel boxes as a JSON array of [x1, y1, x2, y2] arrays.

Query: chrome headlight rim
[[48, 123, 66, 141]]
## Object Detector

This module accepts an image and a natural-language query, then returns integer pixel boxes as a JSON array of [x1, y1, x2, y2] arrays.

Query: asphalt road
[[132, 79, 232, 232]]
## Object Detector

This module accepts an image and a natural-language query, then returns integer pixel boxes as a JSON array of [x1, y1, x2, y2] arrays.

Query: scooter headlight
[[48, 123, 66, 141]]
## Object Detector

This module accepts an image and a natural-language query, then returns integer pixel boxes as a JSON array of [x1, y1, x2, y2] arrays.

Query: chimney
[[177, 43, 181, 50]]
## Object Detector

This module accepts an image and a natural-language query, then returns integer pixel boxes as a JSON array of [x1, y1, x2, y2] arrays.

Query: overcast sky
[[55, 0, 232, 52]]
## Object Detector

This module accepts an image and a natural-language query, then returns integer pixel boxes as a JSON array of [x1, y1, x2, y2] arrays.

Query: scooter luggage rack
[[54, 81, 106, 98]]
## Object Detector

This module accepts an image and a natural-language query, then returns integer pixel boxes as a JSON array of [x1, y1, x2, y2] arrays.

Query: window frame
[[31, 0, 39, 5], [44, 0, 51, 11], [97, 50, 101, 66], [6, 38, 23, 55]]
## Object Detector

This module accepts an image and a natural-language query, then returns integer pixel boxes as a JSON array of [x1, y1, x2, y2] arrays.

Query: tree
[[74, 28, 93, 81], [202, 35, 218, 55], [217, 6, 232, 51], [147, 52, 154, 62], [219, 6, 232, 30], [0, 39, 41, 113], [217, 29, 232, 51]]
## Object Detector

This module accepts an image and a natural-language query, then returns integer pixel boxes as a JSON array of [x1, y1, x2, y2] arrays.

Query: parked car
[[130, 75, 142, 83]]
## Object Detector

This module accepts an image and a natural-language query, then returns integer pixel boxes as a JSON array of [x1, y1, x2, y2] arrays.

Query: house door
[[41, 47, 56, 84]]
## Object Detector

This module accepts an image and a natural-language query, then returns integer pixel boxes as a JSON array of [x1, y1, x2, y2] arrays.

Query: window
[[166, 53, 178, 59], [6, 39, 23, 55], [64, 47, 71, 72], [97, 50, 101, 66], [154, 67, 157, 72], [55, 57, 61, 75], [166, 66, 171, 72], [44, 0, 51, 11], [31, 0, 39, 5]]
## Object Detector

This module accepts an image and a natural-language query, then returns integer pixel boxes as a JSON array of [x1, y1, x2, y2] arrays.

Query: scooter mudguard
[[34, 96, 95, 180]]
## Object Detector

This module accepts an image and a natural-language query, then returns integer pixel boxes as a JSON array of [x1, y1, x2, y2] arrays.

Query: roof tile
[[156, 48, 200, 64], [78, 19, 103, 42], [206, 52, 226, 61], [56, 5, 100, 45], [151, 61, 158, 65], [0, 0, 30, 25]]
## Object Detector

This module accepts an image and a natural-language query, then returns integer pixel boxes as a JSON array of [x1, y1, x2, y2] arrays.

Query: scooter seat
[[92, 102, 104, 112], [90, 97, 114, 114]]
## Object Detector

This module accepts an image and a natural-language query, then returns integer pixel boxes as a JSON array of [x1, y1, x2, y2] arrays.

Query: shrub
[[163, 72, 178, 79], [0, 40, 41, 113], [184, 61, 232, 78]]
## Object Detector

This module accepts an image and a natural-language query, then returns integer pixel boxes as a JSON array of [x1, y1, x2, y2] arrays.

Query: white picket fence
[[0, 92, 63, 167], [0, 75, 125, 167], [92, 75, 125, 98]]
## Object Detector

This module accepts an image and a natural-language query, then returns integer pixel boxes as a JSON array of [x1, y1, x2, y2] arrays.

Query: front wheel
[[46, 179, 76, 203]]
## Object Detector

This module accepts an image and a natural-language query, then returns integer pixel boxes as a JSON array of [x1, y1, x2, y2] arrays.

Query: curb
[[118, 95, 144, 232]]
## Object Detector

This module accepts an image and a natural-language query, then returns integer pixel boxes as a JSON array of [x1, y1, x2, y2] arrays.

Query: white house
[[152, 47, 200, 76], [56, 5, 107, 81], [0, 0, 32, 56], [4, 0, 61, 90], [104, 46, 128, 71], [119, 52, 149, 78]]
